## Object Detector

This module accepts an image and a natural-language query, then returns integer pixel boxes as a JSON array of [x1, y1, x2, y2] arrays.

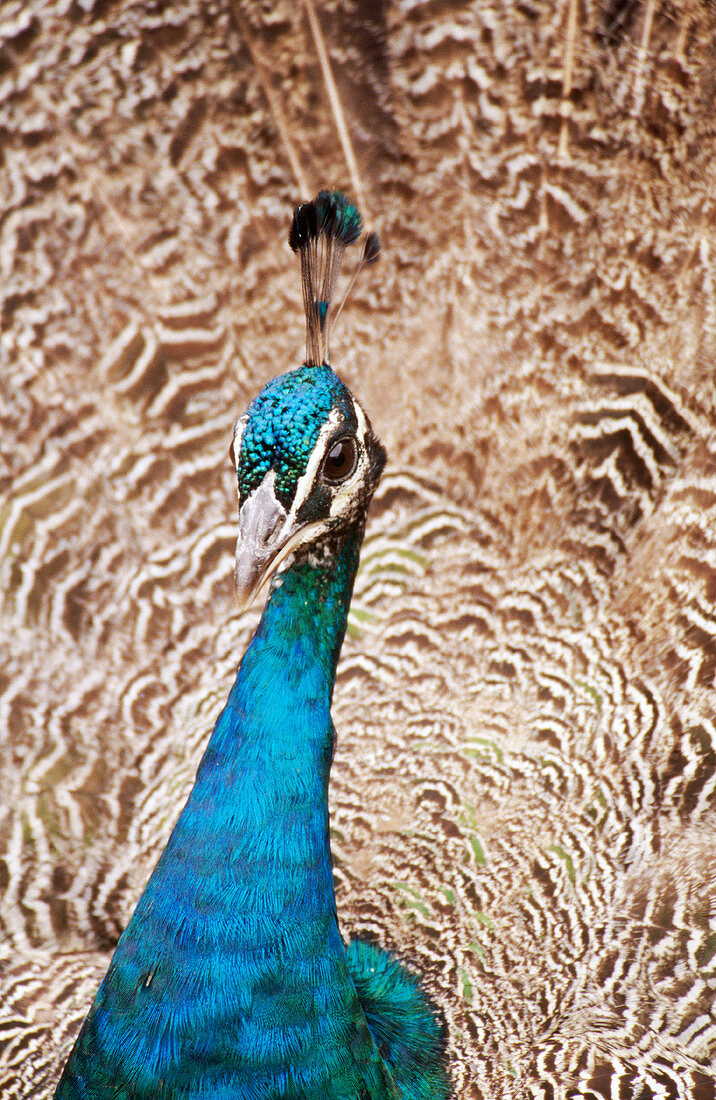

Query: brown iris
[[323, 437, 358, 483]]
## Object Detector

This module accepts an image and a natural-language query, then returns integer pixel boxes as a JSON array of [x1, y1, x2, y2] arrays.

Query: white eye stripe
[[231, 415, 247, 470], [288, 407, 343, 521]]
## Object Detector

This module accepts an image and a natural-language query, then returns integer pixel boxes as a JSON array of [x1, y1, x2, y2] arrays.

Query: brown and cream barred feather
[[1, 0, 715, 1096]]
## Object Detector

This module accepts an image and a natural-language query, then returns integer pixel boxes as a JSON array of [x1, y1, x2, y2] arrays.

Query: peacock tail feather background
[[0, 0, 715, 1096]]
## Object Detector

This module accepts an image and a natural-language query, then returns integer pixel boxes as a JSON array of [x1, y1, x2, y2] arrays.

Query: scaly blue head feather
[[237, 364, 354, 506]]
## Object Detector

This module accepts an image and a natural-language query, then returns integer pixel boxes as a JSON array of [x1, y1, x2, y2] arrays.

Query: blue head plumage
[[237, 364, 355, 506]]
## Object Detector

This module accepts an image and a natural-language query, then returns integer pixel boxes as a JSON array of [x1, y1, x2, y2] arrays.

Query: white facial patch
[[325, 397, 370, 520]]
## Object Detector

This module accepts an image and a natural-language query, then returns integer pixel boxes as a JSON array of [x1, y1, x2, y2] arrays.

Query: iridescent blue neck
[[180, 529, 363, 965], [56, 524, 397, 1097], [207, 528, 360, 773]]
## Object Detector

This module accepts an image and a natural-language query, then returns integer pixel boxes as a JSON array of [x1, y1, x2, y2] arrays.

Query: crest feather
[[289, 190, 367, 367]]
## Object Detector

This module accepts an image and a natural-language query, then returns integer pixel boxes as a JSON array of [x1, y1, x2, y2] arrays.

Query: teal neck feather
[[56, 527, 402, 1098]]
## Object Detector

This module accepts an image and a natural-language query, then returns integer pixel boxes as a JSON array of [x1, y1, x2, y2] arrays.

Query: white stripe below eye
[[322, 396, 370, 522]]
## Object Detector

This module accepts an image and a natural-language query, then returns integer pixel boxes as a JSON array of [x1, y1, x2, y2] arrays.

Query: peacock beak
[[233, 473, 298, 610]]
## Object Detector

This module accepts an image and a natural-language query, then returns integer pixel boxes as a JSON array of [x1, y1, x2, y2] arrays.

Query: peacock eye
[[323, 437, 358, 483], [229, 438, 237, 467]]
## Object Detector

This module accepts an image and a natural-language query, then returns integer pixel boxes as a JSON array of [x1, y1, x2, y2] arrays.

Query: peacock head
[[230, 193, 386, 608]]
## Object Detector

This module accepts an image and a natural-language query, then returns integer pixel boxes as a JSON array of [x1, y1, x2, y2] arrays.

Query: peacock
[[53, 192, 451, 1100], [2, 3, 716, 1098]]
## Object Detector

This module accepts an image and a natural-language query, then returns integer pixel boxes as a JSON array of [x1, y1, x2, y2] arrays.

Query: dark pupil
[[325, 438, 356, 481]]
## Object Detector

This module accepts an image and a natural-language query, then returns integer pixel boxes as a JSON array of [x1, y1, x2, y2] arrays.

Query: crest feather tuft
[[289, 191, 370, 366]]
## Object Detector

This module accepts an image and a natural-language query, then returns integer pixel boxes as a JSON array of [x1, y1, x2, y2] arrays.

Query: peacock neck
[[182, 523, 363, 950], [209, 524, 361, 772], [79, 522, 392, 1094], [57, 521, 401, 1096]]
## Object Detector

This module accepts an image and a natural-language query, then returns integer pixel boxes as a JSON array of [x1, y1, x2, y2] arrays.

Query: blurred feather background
[[0, 0, 715, 1095]]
